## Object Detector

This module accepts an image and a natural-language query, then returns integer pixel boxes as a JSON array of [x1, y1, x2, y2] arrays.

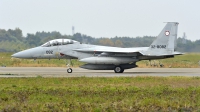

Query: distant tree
[[73, 33, 83, 42], [0, 28, 200, 52], [8, 28, 23, 41], [26, 34, 41, 46], [114, 40, 123, 47], [99, 38, 114, 46]]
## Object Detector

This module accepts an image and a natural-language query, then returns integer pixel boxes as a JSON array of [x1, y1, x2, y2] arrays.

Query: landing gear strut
[[114, 66, 124, 73], [66, 59, 73, 73]]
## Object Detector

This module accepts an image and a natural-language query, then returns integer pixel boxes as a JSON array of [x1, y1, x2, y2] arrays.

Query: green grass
[[0, 77, 200, 111], [1, 52, 200, 67]]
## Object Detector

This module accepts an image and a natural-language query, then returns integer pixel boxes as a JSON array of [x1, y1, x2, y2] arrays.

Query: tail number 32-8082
[[151, 45, 166, 49]]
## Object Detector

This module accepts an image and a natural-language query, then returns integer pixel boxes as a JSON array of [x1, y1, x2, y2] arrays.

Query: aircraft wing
[[73, 47, 183, 56], [73, 47, 148, 54]]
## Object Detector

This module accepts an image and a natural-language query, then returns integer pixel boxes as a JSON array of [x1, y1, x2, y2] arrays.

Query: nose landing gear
[[67, 68, 72, 73], [66, 59, 73, 73]]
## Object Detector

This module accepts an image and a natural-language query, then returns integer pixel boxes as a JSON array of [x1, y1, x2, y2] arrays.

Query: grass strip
[[0, 76, 200, 111]]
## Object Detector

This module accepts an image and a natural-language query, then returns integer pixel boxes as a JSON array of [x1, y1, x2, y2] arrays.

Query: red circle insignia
[[165, 31, 170, 36]]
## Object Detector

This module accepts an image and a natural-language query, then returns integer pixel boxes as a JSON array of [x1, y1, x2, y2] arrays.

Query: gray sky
[[1, 0, 200, 41]]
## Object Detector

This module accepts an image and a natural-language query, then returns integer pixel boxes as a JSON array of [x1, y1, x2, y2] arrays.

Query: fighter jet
[[12, 22, 182, 73]]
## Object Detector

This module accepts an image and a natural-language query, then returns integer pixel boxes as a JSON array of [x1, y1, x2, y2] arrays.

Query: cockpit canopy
[[41, 39, 78, 47]]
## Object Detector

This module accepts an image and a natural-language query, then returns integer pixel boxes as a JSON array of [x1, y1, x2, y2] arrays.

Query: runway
[[0, 67, 199, 77]]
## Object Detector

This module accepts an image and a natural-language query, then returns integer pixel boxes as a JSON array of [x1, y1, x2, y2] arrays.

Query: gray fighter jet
[[12, 22, 182, 73]]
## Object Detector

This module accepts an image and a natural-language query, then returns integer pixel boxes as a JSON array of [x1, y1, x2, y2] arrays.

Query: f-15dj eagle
[[12, 22, 182, 73]]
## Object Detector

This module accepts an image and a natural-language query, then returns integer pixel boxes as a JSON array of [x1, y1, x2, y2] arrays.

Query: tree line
[[0, 28, 199, 52]]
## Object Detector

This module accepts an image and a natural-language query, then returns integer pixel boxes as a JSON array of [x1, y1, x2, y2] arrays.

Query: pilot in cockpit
[[41, 39, 78, 47]]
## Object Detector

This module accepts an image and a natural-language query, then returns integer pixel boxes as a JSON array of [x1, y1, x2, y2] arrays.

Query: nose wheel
[[67, 68, 72, 73], [66, 59, 73, 73]]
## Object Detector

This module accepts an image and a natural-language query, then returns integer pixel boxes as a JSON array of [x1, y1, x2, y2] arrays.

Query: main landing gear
[[114, 66, 124, 73], [66, 59, 73, 73]]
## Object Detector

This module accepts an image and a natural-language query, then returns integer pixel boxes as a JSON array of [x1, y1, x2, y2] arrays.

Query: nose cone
[[12, 50, 32, 59], [11, 47, 39, 59], [12, 47, 42, 59]]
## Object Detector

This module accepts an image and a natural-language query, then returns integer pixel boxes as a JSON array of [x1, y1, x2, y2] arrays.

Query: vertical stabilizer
[[146, 22, 179, 56]]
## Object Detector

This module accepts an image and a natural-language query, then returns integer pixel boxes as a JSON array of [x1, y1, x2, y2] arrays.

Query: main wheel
[[120, 69, 124, 73], [67, 68, 73, 73], [114, 66, 124, 73]]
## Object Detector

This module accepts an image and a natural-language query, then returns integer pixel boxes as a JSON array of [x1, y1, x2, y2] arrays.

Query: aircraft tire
[[120, 69, 124, 73], [67, 68, 73, 73], [114, 66, 124, 73]]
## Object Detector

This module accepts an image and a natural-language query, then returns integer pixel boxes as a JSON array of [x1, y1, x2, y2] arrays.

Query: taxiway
[[0, 67, 199, 77]]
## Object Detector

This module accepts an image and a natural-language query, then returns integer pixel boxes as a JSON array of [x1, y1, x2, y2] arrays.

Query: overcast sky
[[1, 0, 200, 40]]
